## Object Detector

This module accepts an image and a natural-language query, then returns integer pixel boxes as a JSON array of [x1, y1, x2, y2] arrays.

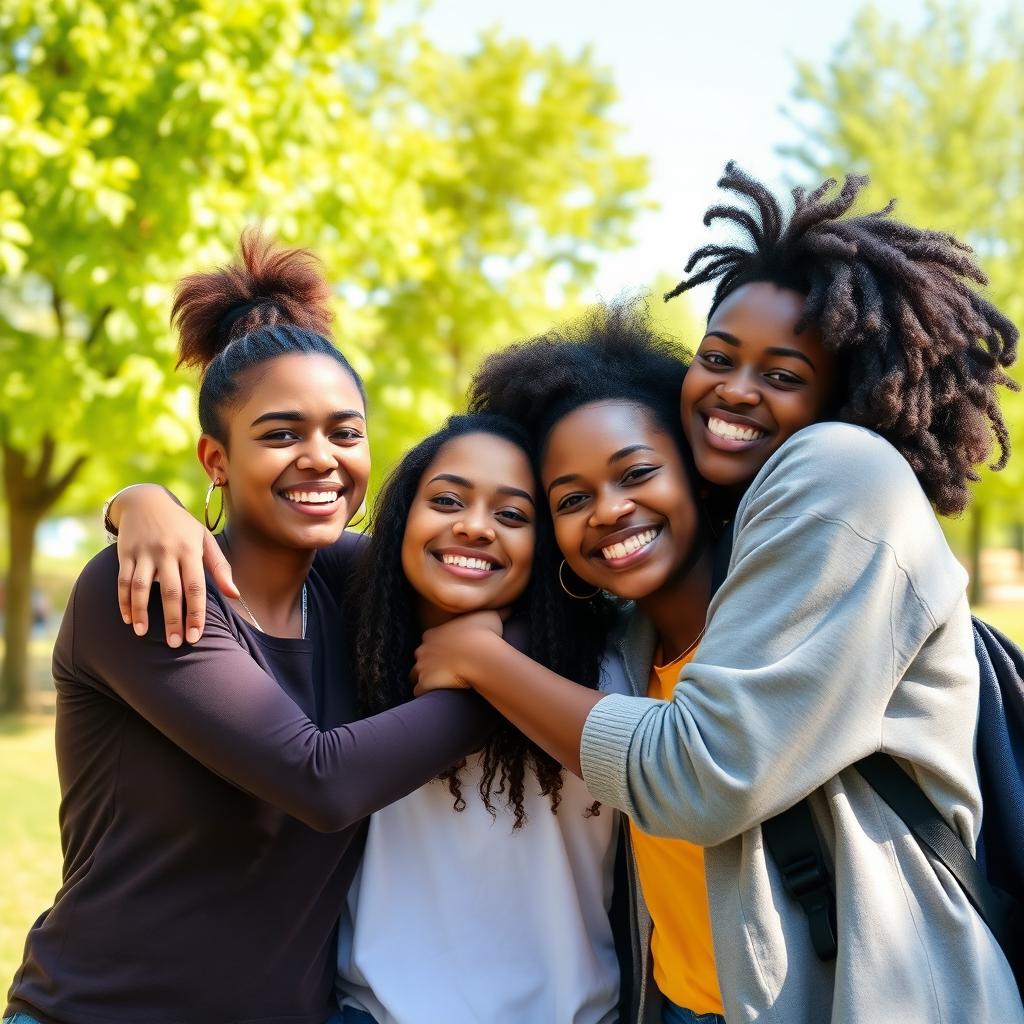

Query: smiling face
[[199, 352, 370, 550], [681, 281, 837, 491], [400, 432, 536, 620], [543, 401, 701, 603]]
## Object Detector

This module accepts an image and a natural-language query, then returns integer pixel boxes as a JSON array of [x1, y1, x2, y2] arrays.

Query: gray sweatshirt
[[580, 422, 1022, 1024]]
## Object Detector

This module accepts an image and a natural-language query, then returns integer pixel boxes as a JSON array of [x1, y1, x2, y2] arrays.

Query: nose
[[296, 432, 339, 473], [715, 370, 761, 407], [588, 489, 636, 528], [453, 504, 496, 543]]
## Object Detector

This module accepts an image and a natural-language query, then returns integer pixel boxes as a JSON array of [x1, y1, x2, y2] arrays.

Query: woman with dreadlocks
[[413, 164, 1023, 1024]]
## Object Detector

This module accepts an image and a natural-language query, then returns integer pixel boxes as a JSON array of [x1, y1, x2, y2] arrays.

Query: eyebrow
[[547, 444, 656, 495], [249, 409, 365, 427], [703, 331, 817, 371], [426, 473, 535, 506]]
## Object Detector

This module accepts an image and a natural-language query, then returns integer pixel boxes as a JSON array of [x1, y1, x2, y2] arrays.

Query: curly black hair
[[468, 300, 690, 461], [664, 161, 1019, 516], [348, 412, 611, 830]]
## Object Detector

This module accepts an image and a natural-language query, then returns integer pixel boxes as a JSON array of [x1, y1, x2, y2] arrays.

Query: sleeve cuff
[[580, 692, 662, 812]]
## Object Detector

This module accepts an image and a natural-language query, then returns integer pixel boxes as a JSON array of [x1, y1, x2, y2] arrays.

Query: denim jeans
[[661, 999, 727, 1024], [4, 1015, 44, 1024]]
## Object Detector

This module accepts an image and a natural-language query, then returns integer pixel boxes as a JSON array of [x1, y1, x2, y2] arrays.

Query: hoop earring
[[204, 479, 225, 532], [559, 560, 599, 601]]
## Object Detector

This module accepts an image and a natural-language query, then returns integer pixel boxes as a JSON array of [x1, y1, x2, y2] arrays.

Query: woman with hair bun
[[3, 230, 494, 1024]]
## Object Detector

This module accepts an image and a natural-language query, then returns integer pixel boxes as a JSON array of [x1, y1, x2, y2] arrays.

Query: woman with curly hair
[[334, 412, 623, 1024], [4, 232, 496, 1024], [413, 166, 1023, 1024]]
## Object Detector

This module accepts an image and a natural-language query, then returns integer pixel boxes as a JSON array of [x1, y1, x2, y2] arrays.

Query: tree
[[782, 0, 1024, 601], [0, 0, 648, 711]]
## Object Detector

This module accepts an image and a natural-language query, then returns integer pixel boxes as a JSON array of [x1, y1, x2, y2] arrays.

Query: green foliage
[[782, 0, 1024, 520], [0, 0, 648, 504]]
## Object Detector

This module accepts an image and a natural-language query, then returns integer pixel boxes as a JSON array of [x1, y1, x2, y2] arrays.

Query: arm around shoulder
[[580, 424, 961, 845]]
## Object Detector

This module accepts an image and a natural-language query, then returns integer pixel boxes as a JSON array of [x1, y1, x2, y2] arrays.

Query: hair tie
[[219, 298, 271, 340]]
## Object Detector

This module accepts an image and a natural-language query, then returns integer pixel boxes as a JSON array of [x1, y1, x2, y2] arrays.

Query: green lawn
[[0, 715, 62, 990], [1, 604, 1022, 990]]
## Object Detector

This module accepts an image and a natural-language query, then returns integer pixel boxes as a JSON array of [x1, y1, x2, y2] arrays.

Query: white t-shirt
[[336, 662, 628, 1024]]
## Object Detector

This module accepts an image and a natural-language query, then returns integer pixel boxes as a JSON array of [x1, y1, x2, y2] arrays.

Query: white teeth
[[707, 416, 766, 442], [284, 490, 339, 504], [601, 528, 658, 562], [441, 554, 495, 571]]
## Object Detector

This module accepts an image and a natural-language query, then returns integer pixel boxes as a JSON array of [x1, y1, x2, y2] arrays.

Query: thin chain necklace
[[236, 583, 308, 639]]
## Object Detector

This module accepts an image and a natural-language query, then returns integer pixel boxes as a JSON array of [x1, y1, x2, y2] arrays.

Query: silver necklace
[[236, 583, 308, 639]]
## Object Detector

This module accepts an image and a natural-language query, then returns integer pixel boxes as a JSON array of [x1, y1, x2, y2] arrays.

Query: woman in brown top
[[4, 232, 493, 1024]]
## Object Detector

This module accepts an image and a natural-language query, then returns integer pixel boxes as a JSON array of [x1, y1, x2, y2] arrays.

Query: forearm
[[461, 633, 603, 777], [106, 483, 181, 531]]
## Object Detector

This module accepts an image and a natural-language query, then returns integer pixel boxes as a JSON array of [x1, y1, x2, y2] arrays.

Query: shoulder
[[735, 421, 966, 621], [739, 422, 932, 535]]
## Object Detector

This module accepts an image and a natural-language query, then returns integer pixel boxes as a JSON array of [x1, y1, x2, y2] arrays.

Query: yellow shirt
[[628, 650, 724, 1015]]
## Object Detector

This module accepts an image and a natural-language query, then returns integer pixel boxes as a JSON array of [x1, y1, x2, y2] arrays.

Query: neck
[[638, 543, 714, 664], [219, 523, 314, 635], [417, 597, 457, 632]]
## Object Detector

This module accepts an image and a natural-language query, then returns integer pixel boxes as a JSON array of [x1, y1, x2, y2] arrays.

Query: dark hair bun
[[173, 227, 334, 370]]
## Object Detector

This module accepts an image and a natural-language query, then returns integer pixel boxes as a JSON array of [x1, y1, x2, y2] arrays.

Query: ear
[[197, 434, 229, 485]]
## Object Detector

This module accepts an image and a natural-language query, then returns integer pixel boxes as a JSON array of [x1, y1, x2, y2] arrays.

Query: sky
[[392, 0, 1004, 309]]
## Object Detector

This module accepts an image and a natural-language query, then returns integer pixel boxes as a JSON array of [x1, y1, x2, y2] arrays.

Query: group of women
[[5, 163, 1022, 1024]]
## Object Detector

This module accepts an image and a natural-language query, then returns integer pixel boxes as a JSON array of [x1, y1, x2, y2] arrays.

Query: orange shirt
[[628, 650, 724, 1015]]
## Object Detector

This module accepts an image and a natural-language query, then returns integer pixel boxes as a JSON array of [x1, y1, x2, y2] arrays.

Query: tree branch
[[39, 452, 89, 510], [85, 304, 113, 348], [51, 285, 65, 341]]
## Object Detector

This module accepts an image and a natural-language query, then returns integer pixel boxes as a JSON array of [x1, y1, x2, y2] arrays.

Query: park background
[[2, 0, 1023, 987]]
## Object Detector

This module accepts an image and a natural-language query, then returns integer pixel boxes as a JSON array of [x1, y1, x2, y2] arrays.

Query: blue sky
[[395, 0, 1004, 309]]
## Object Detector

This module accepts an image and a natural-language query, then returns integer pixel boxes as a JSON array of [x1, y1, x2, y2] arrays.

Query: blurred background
[[2, 0, 1022, 984]]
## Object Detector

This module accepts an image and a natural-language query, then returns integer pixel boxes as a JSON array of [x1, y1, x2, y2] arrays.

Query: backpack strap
[[855, 752, 1017, 946], [762, 802, 838, 960]]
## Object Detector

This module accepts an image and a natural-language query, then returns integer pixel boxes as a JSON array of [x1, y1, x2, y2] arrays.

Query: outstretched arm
[[63, 548, 496, 832]]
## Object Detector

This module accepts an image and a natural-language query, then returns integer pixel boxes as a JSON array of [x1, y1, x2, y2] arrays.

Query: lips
[[699, 408, 771, 452], [589, 524, 663, 568], [278, 482, 345, 517], [431, 547, 504, 579]]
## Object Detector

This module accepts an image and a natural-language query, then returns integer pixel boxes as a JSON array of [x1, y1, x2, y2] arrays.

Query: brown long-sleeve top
[[6, 537, 494, 1024]]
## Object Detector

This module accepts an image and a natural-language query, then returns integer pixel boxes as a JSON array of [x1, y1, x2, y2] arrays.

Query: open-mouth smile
[[593, 525, 663, 568], [431, 548, 503, 579], [278, 486, 344, 517], [701, 412, 770, 452]]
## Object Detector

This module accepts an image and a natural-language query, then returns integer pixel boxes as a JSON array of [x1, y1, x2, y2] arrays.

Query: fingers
[[129, 555, 156, 637], [204, 530, 239, 599], [157, 556, 186, 648], [117, 550, 135, 626], [181, 553, 208, 646]]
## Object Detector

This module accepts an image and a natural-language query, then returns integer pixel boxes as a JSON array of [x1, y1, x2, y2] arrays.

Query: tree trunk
[[1, 503, 42, 712], [1, 437, 87, 713], [968, 502, 985, 607]]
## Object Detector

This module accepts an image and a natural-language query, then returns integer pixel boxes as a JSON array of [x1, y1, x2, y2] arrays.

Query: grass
[[0, 715, 62, 990], [1, 605, 1022, 990]]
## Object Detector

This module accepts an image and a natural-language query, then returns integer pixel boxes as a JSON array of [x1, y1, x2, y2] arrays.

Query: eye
[[700, 350, 732, 368], [260, 429, 300, 442], [555, 492, 588, 513], [331, 426, 365, 442], [496, 507, 531, 525], [622, 465, 658, 484], [429, 493, 463, 510], [765, 370, 806, 387]]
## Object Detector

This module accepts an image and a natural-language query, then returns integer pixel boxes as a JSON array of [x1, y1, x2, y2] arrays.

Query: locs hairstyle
[[172, 227, 364, 441], [665, 161, 1019, 516], [349, 413, 610, 829]]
